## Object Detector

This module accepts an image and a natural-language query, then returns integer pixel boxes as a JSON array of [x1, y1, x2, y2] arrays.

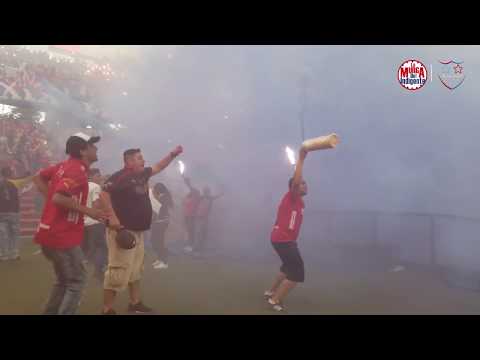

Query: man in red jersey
[[32, 132, 107, 315], [265, 147, 308, 312]]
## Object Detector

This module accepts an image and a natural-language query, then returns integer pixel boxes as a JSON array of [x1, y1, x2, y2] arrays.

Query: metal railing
[[301, 209, 480, 270]]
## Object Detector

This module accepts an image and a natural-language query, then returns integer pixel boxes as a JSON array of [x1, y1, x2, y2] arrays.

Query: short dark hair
[[123, 148, 141, 162], [288, 177, 294, 189], [1, 167, 13, 178], [66, 136, 88, 159], [289, 177, 305, 189], [88, 168, 101, 178]]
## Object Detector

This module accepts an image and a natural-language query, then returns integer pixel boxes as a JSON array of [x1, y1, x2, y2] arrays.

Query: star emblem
[[453, 64, 463, 74]]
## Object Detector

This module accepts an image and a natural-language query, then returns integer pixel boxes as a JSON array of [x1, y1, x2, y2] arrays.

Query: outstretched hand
[[106, 217, 124, 231], [171, 145, 183, 157], [87, 208, 109, 222], [299, 147, 308, 160]]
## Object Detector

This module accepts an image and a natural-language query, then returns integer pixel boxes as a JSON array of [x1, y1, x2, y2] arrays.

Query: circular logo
[[398, 59, 428, 91]]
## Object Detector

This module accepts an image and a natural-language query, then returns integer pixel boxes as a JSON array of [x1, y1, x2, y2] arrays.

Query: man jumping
[[265, 147, 308, 312]]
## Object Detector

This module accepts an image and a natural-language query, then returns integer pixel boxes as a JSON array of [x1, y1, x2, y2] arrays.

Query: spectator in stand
[[0, 117, 55, 177], [0, 167, 21, 261]]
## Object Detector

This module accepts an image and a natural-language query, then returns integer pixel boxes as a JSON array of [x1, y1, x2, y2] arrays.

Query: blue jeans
[[0, 213, 20, 259], [41, 246, 87, 315], [81, 223, 108, 280], [144, 229, 153, 254]]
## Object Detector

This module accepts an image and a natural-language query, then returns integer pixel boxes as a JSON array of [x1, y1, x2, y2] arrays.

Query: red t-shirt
[[271, 190, 305, 243], [183, 193, 200, 217], [34, 157, 89, 249], [196, 196, 213, 218]]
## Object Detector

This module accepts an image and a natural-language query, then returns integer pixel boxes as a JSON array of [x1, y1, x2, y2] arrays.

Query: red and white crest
[[438, 60, 465, 90]]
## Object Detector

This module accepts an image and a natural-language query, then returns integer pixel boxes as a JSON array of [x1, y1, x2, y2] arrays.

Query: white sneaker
[[184, 246, 193, 253], [268, 298, 284, 312], [153, 261, 168, 270], [264, 290, 274, 300], [152, 260, 161, 267]]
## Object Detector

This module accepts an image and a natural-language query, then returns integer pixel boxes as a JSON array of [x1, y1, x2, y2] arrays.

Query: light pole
[[299, 72, 309, 142]]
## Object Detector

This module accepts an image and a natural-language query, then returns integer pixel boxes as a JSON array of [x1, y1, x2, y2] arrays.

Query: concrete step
[[20, 219, 39, 225], [20, 205, 35, 211]]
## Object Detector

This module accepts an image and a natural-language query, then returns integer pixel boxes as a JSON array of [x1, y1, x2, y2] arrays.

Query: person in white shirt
[[150, 182, 173, 270], [81, 168, 107, 283]]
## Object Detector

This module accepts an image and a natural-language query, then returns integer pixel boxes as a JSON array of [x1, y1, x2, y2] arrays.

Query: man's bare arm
[[52, 193, 106, 221], [183, 176, 198, 192], [99, 191, 122, 230], [151, 145, 183, 177], [291, 147, 308, 195], [33, 174, 49, 198]]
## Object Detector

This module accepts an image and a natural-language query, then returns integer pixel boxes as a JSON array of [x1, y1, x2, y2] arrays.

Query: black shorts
[[271, 241, 305, 283]]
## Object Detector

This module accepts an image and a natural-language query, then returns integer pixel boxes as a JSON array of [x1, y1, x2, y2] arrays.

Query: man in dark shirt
[[100, 145, 183, 315], [0, 167, 20, 261]]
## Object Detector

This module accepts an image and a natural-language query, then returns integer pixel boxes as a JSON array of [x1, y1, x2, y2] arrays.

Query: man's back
[[271, 190, 305, 243], [34, 158, 89, 249]]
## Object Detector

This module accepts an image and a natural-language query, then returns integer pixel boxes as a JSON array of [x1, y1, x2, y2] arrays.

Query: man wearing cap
[[100, 145, 183, 315], [33, 132, 107, 315]]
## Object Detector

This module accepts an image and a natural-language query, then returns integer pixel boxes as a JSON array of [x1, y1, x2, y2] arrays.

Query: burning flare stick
[[178, 160, 185, 175], [285, 146, 296, 166]]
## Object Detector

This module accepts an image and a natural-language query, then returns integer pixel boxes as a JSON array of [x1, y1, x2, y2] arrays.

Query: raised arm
[[151, 145, 183, 177], [183, 176, 193, 191], [291, 147, 308, 195], [33, 174, 49, 198], [32, 164, 59, 199]]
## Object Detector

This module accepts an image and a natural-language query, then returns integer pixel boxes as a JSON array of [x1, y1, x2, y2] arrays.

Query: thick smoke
[[97, 45, 480, 270]]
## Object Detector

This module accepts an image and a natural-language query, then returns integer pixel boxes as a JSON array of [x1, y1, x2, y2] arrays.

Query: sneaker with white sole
[[267, 298, 285, 312], [152, 260, 161, 267], [153, 261, 168, 270], [264, 290, 275, 300], [102, 308, 117, 315], [127, 302, 154, 314]]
